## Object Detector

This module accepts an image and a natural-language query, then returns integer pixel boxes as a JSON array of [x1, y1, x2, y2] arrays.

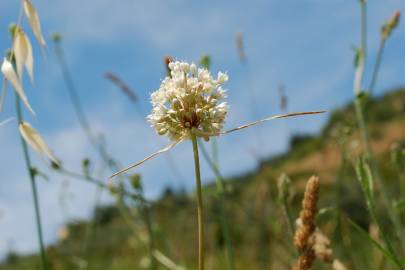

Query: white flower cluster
[[147, 61, 228, 141]]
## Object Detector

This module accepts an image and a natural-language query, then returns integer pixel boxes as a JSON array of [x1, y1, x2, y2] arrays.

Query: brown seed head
[[292, 248, 316, 270], [294, 176, 320, 251], [381, 10, 401, 39]]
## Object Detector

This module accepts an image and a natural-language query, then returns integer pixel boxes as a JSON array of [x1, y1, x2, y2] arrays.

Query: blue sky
[[1, 0, 404, 258]]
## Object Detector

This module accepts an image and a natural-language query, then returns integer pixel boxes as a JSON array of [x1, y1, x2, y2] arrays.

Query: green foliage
[[2, 89, 405, 269], [93, 205, 119, 225]]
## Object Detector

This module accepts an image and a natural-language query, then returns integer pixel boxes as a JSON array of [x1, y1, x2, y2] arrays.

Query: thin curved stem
[[367, 196, 404, 269], [139, 189, 158, 270], [57, 167, 146, 202], [191, 133, 205, 270], [15, 94, 47, 270], [53, 43, 98, 149], [369, 39, 386, 96]]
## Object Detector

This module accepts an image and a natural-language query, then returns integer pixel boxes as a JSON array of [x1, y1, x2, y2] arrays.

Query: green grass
[[2, 88, 404, 270]]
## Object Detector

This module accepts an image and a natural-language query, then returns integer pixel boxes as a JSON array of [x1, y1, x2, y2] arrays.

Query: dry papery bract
[[1, 0, 56, 164], [19, 121, 59, 164]]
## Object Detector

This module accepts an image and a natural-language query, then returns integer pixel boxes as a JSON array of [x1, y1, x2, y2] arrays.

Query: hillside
[[2, 89, 405, 270]]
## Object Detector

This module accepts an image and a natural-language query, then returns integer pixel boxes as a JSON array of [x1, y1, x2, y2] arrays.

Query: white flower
[[110, 60, 323, 178], [147, 61, 228, 141]]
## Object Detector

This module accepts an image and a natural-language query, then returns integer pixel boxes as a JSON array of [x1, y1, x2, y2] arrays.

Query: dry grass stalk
[[292, 175, 320, 270], [104, 72, 137, 103], [292, 176, 347, 270], [294, 176, 319, 252]]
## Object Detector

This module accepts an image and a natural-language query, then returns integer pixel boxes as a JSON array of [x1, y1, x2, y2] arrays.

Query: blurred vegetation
[[1, 88, 404, 269]]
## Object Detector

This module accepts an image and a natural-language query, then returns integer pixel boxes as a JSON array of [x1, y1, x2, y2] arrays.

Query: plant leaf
[[19, 121, 58, 164], [23, 0, 46, 47], [152, 250, 186, 270], [348, 218, 400, 267], [1, 58, 35, 115], [355, 156, 374, 202]]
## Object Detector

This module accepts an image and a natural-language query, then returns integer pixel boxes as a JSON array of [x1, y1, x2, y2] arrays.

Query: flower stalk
[[110, 60, 323, 270], [191, 132, 205, 270], [353, 1, 405, 250], [15, 93, 48, 270], [369, 11, 400, 96], [198, 139, 235, 270]]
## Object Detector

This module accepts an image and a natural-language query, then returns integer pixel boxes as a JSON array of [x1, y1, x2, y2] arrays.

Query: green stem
[[281, 198, 295, 241], [53, 42, 98, 149], [15, 95, 48, 270], [361, 2, 367, 62], [366, 195, 404, 269], [200, 139, 235, 270], [138, 186, 157, 270], [57, 167, 144, 201], [81, 186, 103, 256], [144, 207, 158, 270], [354, 0, 405, 250], [53, 42, 158, 264], [53, 40, 123, 174], [191, 133, 205, 270], [369, 39, 386, 96], [398, 170, 405, 211]]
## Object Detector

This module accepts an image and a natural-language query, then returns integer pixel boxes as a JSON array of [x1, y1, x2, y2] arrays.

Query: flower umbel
[[147, 61, 228, 141], [110, 60, 324, 178]]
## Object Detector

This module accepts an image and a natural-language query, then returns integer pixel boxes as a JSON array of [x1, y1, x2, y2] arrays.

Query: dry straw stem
[[235, 32, 247, 63], [104, 72, 137, 103], [110, 140, 182, 178]]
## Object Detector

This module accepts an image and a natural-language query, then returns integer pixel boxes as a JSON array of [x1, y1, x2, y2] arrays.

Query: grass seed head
[[381, 10, 401, 40], [294, 176, 320, 251]]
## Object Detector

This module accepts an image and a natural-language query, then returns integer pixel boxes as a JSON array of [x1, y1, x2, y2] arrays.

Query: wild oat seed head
[[147, 61, 228, 141]]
